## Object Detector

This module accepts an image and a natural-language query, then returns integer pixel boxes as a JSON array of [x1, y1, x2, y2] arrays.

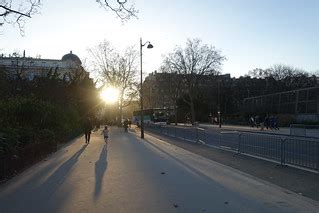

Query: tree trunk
[[119, 104, 123, 124], [174, 104, 178, 125], [118, 94, 124, 126], [190, 97, 196, 125], [116, 101, 121, 126]]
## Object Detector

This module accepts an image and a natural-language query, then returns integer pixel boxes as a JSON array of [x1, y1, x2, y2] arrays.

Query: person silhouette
[[102, 126, 109, 143], [84, 117, 93, 144], [123, 119, 129, 132]]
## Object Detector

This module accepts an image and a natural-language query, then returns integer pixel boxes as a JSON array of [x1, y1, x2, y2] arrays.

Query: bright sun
[[100, 87, 120, 104]]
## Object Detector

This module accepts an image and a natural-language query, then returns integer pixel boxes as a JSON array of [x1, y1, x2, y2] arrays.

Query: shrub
[[0, 96, 83, 155], [36, 129, 56, 144], [0, 128, 20, 156]]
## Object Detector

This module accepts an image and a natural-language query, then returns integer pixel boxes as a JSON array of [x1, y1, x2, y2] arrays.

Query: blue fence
[[144, 123, 319, 172]]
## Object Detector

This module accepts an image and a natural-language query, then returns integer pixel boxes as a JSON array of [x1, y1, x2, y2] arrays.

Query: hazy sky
[[1, 0, 319, 77]]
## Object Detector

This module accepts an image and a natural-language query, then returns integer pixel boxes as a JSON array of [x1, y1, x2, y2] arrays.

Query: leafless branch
[[96, 0, 138, 21], [162, 38, 226, 123], [0, 0, 41, 36], [1, 0, 137, 35], [88, 40, 139, 118]]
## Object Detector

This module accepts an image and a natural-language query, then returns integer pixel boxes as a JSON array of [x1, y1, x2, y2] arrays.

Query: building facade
[[243, 86, 319, 121], [142, 71, 175, 109], [0, 51, 83, 80], [142, 71, 231, 111]]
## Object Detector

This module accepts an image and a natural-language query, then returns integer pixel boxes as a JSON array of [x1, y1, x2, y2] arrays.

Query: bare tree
[[271, 64, 310, 81], [10, 51, 30, 80], [0, 0, 41, 35], [1, 0, 137, 35], [88, 40, 138, 122], [248, 68, 271, 79], [248, 64, 307, 80], [96, 0, 138, 21], [162, 38, 226, 124], [248, 64, 317, 93]]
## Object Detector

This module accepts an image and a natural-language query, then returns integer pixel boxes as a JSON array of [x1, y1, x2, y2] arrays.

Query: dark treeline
[[0, 67, 100, 157]]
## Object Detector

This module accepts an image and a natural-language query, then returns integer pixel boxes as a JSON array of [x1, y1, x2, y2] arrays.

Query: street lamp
[[140, 38, 153, 139], [218, 111, 221, 128], [218, 79, 221, 128]]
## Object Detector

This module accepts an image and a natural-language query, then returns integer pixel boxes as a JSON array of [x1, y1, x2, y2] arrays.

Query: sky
[[1, 0, 319, 78]]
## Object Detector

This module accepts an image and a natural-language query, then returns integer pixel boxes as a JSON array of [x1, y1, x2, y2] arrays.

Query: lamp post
[[140, 38, 153, 139], [218, 111, 221, 128], [218, 79, 221, 128]]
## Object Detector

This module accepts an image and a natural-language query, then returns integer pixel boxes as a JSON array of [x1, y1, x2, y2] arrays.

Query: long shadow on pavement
[[0, 144, 88, 213], [36, 144, 88, 195], [94, 144, 108, 200]]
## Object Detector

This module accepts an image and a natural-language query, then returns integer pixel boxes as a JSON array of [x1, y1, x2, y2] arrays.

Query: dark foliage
[[0, 67, 100, 157]]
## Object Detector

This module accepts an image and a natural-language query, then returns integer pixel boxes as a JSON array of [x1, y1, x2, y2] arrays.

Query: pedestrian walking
[[84, 117, 93, 144], [255, 115, 260, 128], [274, 116, 279, 130], [260, 116, 264, 131], [123, 119, 129, 132], [269, 115, 274, 130], [250, 116, 255, 127], [264, 115, 269, 129], [102, 126, 109, 144]]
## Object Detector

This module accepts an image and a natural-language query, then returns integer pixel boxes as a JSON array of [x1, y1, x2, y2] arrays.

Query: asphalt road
[[0, 128, 318, 212]]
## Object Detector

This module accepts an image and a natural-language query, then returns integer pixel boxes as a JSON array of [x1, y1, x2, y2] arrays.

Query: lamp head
[[147, 43, 153, 49]]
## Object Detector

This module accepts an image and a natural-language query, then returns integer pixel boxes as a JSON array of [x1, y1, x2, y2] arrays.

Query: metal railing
[[144, 123, 319, 172], [290, 124, 319, 137]]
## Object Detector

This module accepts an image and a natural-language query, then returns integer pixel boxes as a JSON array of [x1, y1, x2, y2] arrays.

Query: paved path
[[0, 128, 319, 212]]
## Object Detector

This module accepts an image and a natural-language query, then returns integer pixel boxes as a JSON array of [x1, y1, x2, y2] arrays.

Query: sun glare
[[100, 87, 120, 104]]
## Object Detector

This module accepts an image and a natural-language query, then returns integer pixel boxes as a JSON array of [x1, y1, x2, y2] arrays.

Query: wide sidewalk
[[1, 128, 319, 212]]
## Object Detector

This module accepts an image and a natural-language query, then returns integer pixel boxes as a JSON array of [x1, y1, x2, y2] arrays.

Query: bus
[[133, 108, 172, 126]]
